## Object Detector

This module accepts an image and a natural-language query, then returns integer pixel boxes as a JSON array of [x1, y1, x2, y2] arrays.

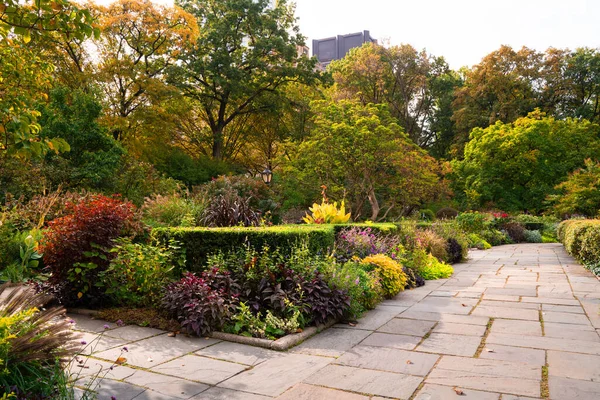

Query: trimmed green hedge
[[558, 219, 600, 265], [153, 223, 398, 272]]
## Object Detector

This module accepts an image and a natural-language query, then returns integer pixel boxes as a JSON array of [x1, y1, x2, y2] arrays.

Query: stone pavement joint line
[[68, 244, 600, 400]]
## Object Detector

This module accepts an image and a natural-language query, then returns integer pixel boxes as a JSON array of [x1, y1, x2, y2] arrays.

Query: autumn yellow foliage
[[303, 200, 351, 224]]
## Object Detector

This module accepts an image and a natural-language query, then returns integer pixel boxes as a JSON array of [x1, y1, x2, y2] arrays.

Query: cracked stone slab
[[291, 327, 371, 357], [417, 333, 482, 357], [414, 383, 500, 400], [195, 341, 283, 365], [304, 364, 422, 399], [151, 355, 247, 385], [275, 383, 369, 400], [218, 353, 332, 397], [335, 345, 438, 376]]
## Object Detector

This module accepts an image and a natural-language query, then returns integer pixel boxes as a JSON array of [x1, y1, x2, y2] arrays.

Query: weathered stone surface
[[548, 376, 600, 400], [340, 309, 399, 331], [85, 378, 146, 400], [218, 353, 332, 397], [68, 314, 116, 333], [291, 327, 371, 357], [521, 297, 579, 306], [541, 304, 585, 314], [485, 287, 538, 297], [151, 355, 247, 385], [414, 383, 500, 400], [433, 321, 487, 336], [544, 323, 600, 342], [360, 332, 421, 350], [472, 306, 539, 321], [417, 333, 481, 357], [304, 364, 422, 399], [426, 369, 540, 398], [377, 318, 436, 336], [490, 319, 542, 337], [479, 300, 540, 310], [104, 325, 165, 342], [486, 333, 600, 355], [479, 344, 545, 366], [196, 341, 283, 365], [276, 383, 368, 400], [74, 332, 129, 355], [547, 351, 600, 381], [125, 370, 208, 399], [191, 387, 271, 399], [542, 311, 591, 326], [335, 345, 439, 376], [433, 356, 540, 380]]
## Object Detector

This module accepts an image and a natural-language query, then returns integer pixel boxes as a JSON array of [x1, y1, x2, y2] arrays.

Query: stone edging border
[[67, 308, 337, 351]]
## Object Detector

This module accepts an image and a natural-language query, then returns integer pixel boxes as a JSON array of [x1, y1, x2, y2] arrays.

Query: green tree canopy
[[452, 110, 600, 212], [549, 159, 600, 217], [284, 100, 441, 221]]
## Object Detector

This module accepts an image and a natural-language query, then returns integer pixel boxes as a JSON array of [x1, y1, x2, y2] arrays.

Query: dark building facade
[[312, 30, 376, 67]]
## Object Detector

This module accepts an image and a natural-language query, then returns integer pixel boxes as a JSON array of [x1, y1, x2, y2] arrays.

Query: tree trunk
[[212, 125, 224, 160], [367, 188, 380, 221]]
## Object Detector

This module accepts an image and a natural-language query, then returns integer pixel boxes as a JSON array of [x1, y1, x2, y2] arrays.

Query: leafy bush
[[548, 159, 600, 217], [503, 222, 526, 243], [480, 229, 510, 246], [362, 254, 407, 298], [302, 274, 350, 324], [523, 230, 543, 243], [202, 191, 261, 227], [415, 229, 448, 262], [303, 199, 351, 224], [162, 272, 236, 336], [436, 207, 458, 219], [467, 233, 492, 250], [560, 220, 600, 268], [142, 193, 206, 227], [403, 266, 425, 289], [320, 261, 383, 320], [99, 238, 185, 307], [456, 211, 490, 233], [0, 230, 43, 283], [419, 209, 435, 221], [446, 238, 464, 263], [406, 248, 454, 280], [0, 284, 78, 397], [39, 195, 140, 306], [430, 221, 469, 261]]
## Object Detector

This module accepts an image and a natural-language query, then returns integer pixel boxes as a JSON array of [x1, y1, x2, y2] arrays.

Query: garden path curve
[[69, 243, 600, 400]]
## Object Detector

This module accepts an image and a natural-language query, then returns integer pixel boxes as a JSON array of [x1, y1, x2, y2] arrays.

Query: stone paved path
[[69, 243, 600, 400]]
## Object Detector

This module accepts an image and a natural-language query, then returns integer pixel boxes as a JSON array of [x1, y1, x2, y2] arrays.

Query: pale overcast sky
[[293, 0, 600, 69], [98, 0, 600, 70]]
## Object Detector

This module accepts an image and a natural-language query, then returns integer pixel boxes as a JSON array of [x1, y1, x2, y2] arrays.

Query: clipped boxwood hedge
[[558, 219, 600, 265], [153, 223, 398, 272]]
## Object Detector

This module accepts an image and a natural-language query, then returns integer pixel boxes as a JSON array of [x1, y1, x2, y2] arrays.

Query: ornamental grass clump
[[0, 283, 78, 398]]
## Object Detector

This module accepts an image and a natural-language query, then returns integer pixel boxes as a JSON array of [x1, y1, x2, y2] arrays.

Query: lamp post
[[260, 168, 273, 185]]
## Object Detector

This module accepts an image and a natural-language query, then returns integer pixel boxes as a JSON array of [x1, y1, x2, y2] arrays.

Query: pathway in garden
[[69, 243, 600, 400]]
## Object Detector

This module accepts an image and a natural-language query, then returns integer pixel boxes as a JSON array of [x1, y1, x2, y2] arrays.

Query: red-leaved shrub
[[40, 195, 139, 306]]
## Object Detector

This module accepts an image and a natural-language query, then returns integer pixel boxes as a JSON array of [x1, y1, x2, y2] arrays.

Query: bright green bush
[[142, 193, 206, 227], [572, 222, 600, 266], [480, 229, 511, 246], [467, 233, 492, 250], [557, 219, 599, 256], [419, 209, 435, 221], [362, 254, 407, 298], [430, 221, 469, 261], [406, 248, 454, 280]]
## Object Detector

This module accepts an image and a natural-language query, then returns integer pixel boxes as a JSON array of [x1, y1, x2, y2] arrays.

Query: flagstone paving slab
[[151, 355, 247, 385], [218, 353, 331, 397], [191, 387, 271, 400], [548, 376, 600, 400], [304, 364, 423, 399], [479, 344, 545, 366], [416, 333, 482, 357], [489, 319, 542, 336], [544, 323, 600, 342], [413, 383, 500, 400], [195, 341, 284, 365], [124, 370, 209, 399], [290, 327, 371, 357], [433, 321, 487, 336], [376, 317, 436, 336], [359, 332, 421, 350], [547, 351, 600, 381], [275, 383, 369, 400], [486, 333, 600, 355], [335, 345, 439, 375]]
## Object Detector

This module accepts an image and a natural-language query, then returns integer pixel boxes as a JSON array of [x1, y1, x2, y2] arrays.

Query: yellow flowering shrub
[[362, 254, 407, 298]]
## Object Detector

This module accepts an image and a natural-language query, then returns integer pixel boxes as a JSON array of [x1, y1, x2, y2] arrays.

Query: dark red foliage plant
[[39, 194, 140, 306], [162, 271, 237, 336]]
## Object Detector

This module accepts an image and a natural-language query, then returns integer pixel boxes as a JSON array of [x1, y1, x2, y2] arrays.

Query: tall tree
[[95, 0, 198, 143], [329, 42, 460, 153], [169, 0, 324, 161], [286, 100, 440, 221]]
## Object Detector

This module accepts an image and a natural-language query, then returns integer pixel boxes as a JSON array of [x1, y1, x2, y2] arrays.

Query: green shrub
[[575, 223, 600, 265], [415, 229, 448, 262], [480, 229, 511, 246], [467, 233, 492, 250], [456, 211, 490, 233], [419, 209, 435, 221], [99, 238, 186, 307], [142, 193, 205, 227], [362, 254, 407, 299], [430, 221, 469, 261], [523, 230, 543, 243], [557, 219, 599, 256]]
